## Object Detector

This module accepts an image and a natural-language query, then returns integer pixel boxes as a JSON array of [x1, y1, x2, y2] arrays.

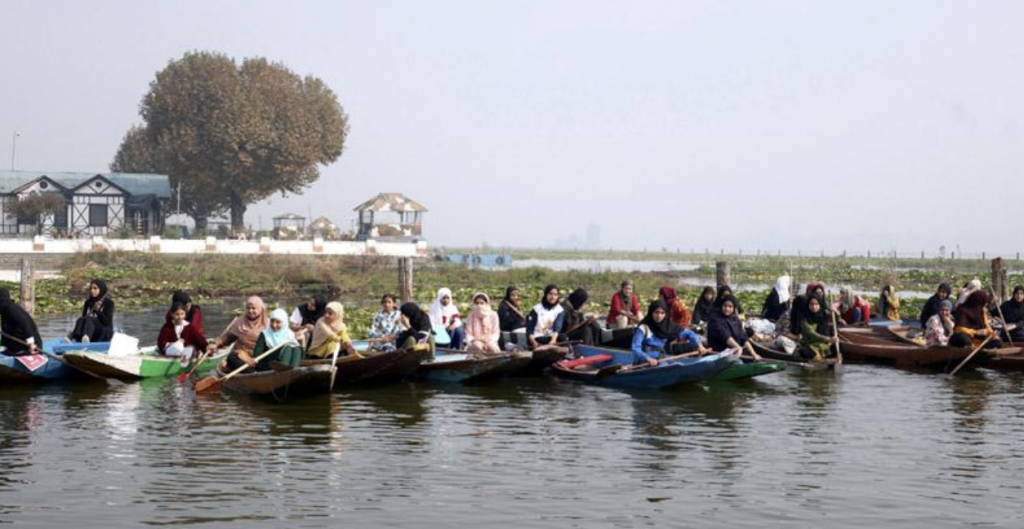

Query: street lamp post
[[10, 131, 20, 171]]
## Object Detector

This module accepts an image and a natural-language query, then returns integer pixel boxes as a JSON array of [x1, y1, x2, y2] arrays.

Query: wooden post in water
[[991, 257, 1008, 303], [20, 257, 34, 316], [715, 261, 731, 288], [398, 257, 414, 303]]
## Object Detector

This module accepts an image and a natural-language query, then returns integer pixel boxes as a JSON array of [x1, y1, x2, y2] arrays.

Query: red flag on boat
[[14, 355, 48, 372]]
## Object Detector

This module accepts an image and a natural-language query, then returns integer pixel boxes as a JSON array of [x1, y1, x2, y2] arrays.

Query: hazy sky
[[2, 1, 1022, 255]]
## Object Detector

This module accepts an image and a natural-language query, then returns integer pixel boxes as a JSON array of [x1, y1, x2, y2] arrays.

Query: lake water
[[2, 309, 1023, 527]]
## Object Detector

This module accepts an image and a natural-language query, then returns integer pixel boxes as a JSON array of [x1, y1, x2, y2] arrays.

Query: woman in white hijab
[[430, 287, 464, 349], [760, 275, 791, 322]]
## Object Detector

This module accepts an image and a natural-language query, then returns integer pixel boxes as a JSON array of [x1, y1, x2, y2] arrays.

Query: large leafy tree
[[112, 51, 349, 231]]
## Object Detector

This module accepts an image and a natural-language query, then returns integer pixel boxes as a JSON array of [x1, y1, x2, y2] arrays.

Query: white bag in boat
[[108, 332, 140, 357]]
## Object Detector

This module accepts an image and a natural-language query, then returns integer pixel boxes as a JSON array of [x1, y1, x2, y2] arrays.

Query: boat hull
[[63, 348, 228, 381], [217, 364, 336, 398], [556, 345, 736, 389], [709, 360, 787, 381], [414, 351, 529, 383], [302, 348, 428, 386], [0, 339, 108, 384]]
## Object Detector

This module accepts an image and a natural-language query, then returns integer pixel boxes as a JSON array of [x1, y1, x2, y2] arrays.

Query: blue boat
[[551, 344, 737, 389], [0, 339, 109, 383]]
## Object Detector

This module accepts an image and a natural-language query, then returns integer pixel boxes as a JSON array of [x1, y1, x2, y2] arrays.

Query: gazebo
[[354, 193, 426, 241]]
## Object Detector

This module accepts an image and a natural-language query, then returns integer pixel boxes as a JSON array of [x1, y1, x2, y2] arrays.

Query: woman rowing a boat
[[307, 302, 356, 358], [527, 284, 565, 349], [497, 286, 527, 333], [208, 296, 268, 363], [997, 286, 1024, 343], [878, 285, 901, 321], [289, 295, 325, 348], [0, 287, 42, 356], [430, 288, 464, 349], [224, 309, 302, 373], [465, 292, 502, 353], [658, 286, 691, 328], [798, 296, 837, 361], [690, 286, 716, 327], [70, 279, 115, 343], [369, 294, 403, 352], [395, 302, 435, 358], [760, 276, 791, 322], [631, 300, 706, 367], [608, 280, 641, 329], [560, 288, 603, 346], [951, 290, 1001, 349], [707, 296, 762, 360], [158, 302, 208, 359]]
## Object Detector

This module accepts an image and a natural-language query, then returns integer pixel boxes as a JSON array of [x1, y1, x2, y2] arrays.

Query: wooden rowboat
[[521, 344, 571, 374], [301, 347, 428, 386], [63, 347, 229, 381], [839, 328, 1024, 369], [552, 345, 737, 389], [415, 350, 533, 383], [214, 364, 336, 398], [749, 340, 839, 372]]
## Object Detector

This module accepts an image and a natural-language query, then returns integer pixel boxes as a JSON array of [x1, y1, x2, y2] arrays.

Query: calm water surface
[[1, 309, 1023, 527]]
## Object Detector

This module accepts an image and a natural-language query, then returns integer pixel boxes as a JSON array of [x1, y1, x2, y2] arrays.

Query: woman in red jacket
[[608, 280, 641, 329], [158, 302, 209, 359]]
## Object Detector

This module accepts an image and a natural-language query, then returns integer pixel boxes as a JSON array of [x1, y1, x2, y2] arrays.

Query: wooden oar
[[994, 301, 1014, 346], [829, 294, 845, 375], [597, 349, 707, 378], [1, 331, 125, 386], [948, 334, 994, 378], [194, 343, 287, 393], [178, 348, 214, 383]]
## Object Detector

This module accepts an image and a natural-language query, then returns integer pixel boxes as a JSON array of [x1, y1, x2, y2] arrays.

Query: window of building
[[89, 204, 108, 227], [53, 205, 68, 228]]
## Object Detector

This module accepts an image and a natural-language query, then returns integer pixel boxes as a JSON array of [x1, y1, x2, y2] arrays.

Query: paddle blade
[[194, 376, 221, 393], [833, 361, 845, 375], [177, 372, 190, 383], [596, 364, 625, 378]]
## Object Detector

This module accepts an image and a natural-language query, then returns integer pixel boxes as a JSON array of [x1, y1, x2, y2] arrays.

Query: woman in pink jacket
[[465, 292, 502, 353]]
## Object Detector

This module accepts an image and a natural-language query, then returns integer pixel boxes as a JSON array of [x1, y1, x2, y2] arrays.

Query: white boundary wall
[[3, 236, 427, 257]]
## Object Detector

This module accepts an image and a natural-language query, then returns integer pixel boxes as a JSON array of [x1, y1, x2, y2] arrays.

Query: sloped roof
[[273, 213, 305, 220], [0, 170, 172, 198], [354, 193, 427, 213]]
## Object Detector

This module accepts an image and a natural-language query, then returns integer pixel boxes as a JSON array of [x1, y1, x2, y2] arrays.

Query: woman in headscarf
[[307, 302, 356, 358], [0, 287, 42, 356], [690, 286, 716, 327], [430, 287, 464, 349], [225, 308, 303, 373], [760, 276, 791, 322], [497, 286, 527, 333], [395, 302, 434, 356], [631, 300, 705, 366], [70, 279, 115, 343], [289, 295, 325, 347], [955, 279, 983, 310], [919, 283, 952, 328], [659, 286, 691, 328], [878, 285, 900, 321], [560, 288, 603, 346], [713, 285, 744, 315], [707, 295, 761, 360], [998, 286, 1024, 343], [526, 284, 565, 349], [209, 296, 268, 369], [799, 296, 836, 361], [164, 290, 204, 336], [369, 294, 403, 352], [158, 302, 208, 359], [836, 287, 871, 325], [464, 292, 501, 353], [951, 289, 1000, 349], [607, 280, 641, 329], [925, 300, 955, 347]]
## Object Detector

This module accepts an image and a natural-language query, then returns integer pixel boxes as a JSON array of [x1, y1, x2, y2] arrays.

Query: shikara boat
[[709, 360, 788, 381], [0, 340, 110, 384], [749, 340, 840, 372], [838, 338, 981, 369], [881, 326, 1024, 372], [551, 345, 736, 389], [415, 350, 533, 383], [522, 344, 571, 374], [301, 347, 429, 386], [62, 346, 229, 381], [214, 364, 336, 398]]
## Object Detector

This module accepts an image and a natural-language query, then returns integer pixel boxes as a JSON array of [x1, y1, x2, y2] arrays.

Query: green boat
[[62, 346, 230, 381], [708, 360, 787, 381]]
